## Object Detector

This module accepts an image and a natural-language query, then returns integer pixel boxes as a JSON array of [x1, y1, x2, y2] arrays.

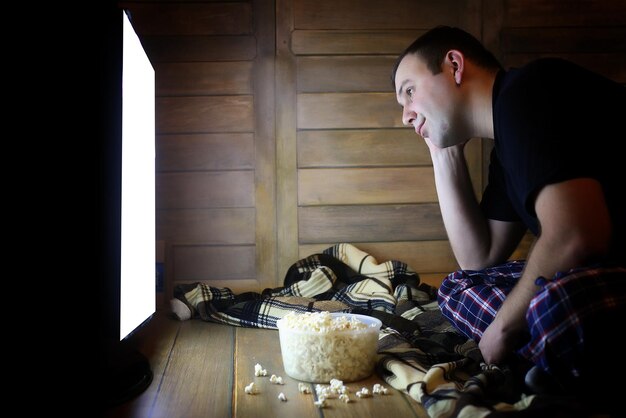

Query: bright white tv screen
[[120, 10, 156, 341]]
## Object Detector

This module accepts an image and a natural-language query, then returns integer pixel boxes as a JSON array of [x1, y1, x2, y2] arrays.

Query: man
[[392, 25, 625, 406]]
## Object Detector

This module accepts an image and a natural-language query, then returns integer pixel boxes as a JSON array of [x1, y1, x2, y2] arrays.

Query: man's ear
[[446, 50, 464, 86]]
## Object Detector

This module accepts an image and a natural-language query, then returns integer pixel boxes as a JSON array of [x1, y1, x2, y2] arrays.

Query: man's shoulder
[[502, 58, 578, 90], [504, 57, 621, 93], [497, 56, 624, 110]]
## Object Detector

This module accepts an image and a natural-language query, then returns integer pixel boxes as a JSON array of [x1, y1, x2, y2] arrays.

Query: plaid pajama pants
[[437, 261, 626, 391]]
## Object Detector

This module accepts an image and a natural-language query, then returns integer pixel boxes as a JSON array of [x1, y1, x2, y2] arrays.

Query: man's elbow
[[565, 230, 612, 265]]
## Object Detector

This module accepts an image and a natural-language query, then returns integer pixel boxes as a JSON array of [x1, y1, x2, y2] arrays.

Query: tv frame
[[96, 5, 156, 409]]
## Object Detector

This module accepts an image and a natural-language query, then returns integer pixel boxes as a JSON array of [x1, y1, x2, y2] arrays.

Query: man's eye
[[406, 88, 413, 98]]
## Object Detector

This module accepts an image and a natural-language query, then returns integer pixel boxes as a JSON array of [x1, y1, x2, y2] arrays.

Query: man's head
[[393, 26, 502, 147], [392, 26, 502, 85]]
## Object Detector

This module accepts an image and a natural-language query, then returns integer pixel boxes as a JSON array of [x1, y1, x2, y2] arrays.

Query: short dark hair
[[391, 26, 503, 89]]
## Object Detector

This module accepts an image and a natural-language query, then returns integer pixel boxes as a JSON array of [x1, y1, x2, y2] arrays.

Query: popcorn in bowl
[[276, 311, 382, 383]]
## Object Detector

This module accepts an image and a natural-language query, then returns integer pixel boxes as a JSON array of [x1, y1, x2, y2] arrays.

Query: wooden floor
[[104, 311, 429, 418]]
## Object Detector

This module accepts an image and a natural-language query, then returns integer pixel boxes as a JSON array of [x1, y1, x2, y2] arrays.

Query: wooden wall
[[120, 0, 626, 297]]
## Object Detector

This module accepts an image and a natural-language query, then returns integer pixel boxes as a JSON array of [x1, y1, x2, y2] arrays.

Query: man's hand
[[478, 315, 520, 364]]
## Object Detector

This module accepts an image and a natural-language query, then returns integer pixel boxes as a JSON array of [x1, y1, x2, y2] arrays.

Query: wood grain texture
[[298, 204, 446, 243], [297, 56, 397, 92], [299, 241, 459, 274], [157, 133, 254, 171], [253, 0, 279, 289], [142, 36, 257, 63], [149, 320, 235, 418], [298, 93, 403, 129], [504, 0, 626, 26], [293, 0, 459, 29], [122, 2, 252, 35], [234, 327, 320, 417], [156, 62, 253, 96], [157, 171, 255, 209], [297, 129, 430, 168], [500, 27, 626, 53], [157, 96, 254, 134], [157, 208, 255, 244], [298, 167, 437, 205], [292, 30, 424, 55], [172, 244, 256, 281], [276, 0, 303, 279]]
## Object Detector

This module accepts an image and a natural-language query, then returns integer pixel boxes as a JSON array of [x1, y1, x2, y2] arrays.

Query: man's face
[[394, 53, 464, 148]]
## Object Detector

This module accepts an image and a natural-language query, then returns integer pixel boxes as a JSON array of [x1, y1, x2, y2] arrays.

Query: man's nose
[[402, 107, 416, 126]]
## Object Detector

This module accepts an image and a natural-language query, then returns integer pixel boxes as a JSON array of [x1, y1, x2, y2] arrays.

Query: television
[[97, 5, 156, 409]]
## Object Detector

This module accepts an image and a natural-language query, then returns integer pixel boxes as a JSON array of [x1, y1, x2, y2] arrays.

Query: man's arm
[[429, 140, 526, 270], [478, 177, 612, 364]]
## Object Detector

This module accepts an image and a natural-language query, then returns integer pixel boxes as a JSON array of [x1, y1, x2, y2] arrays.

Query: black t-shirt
[[480, 58, 626, 262]]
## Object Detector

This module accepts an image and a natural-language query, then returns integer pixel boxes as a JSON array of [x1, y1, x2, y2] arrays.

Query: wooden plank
[[298, 93, 403, 129], [297, 56, 397, 93], [156, 62, 253, 96], [299, 241, 459, 274], [503, 53, 626, 84], [149, 320, 235, 418], [122, 0, 245, 3], [298, 167, 437, 205], [293, 0, 459, 30], [253, 0, 279, 290], [157, 208, 256, 244], [276, 0, 301, 280], [142, 36, 257, 63], [122, 2, 252, 35], [156, 133, 254, 171], [157, 96, 254, 134], [172, 244, 256, 281], [156, 171, 255, 209], [298, 129, 430, 168], [482, 0, 505, 61], [234, 327, 320, 417], [292, 30, 423, 55], [318, 374, 427, 418], [504, 0, 626, 27], [481, 0, 504, 187], [501, 27, 626, 53], [298, 204, 446, 243]]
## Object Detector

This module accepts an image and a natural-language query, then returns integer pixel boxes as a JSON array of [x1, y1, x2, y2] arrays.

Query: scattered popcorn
[[373, 383, 389, 395], [356, 387, 372, 398], [298, 383, 311, 394], [278, 392, 287, 402], [269, 374, 284, 385], [254, 363, 268, 377], [329, 379, 345, 391], [244, 382, 258, 395], [315, 384, 337, 400], [313, 399, 327, 408], [339, 393, 351, 403]]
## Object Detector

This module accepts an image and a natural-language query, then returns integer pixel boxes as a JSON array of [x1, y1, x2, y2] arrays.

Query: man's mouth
[[414, 119, 425, 137]]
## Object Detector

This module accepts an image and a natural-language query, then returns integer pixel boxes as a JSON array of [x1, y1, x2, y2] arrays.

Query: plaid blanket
[[173, 243, 590, 417]]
